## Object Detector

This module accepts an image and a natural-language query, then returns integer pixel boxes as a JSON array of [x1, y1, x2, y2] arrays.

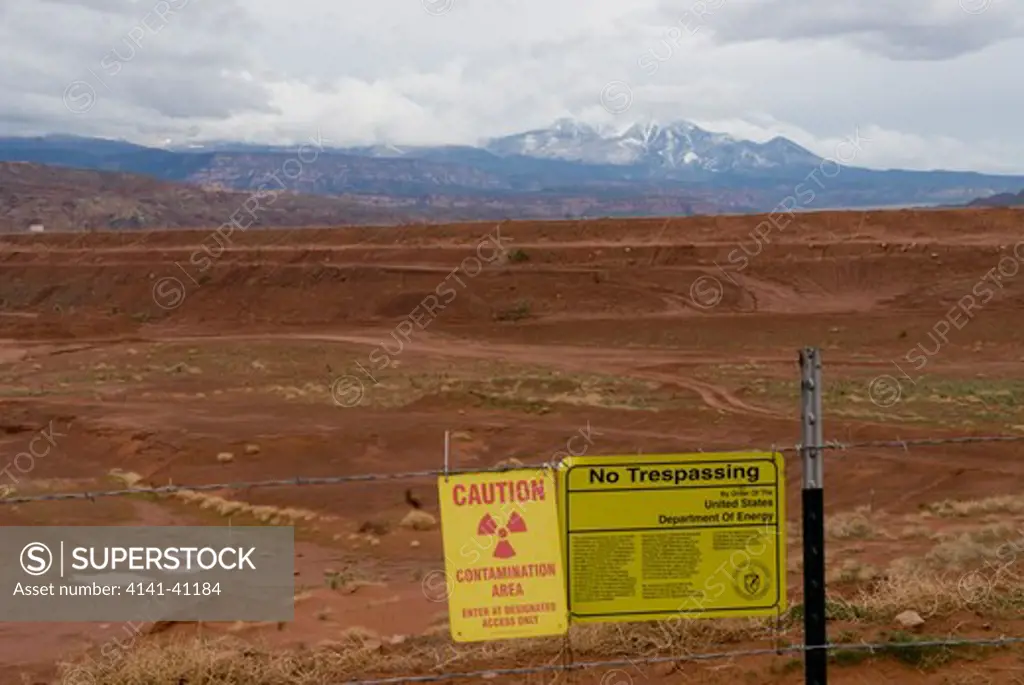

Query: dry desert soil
[[1, 208, 1024, 684]]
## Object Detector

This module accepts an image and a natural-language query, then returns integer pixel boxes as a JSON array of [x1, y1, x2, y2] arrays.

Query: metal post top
[[799, 347, 822, 363]]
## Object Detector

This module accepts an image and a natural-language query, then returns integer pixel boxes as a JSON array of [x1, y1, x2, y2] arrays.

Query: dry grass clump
[[847, 556, 1024, 620], [569, 614, 787, 660], [827, 559, 881, 584], [108, 468, 145, 488], [923, 495, 1024, 518], [58, 634, 401, 685], [825, 506, 882, 540], [898, 523, 935, 540], [924, 537, 998, 569], [925, 523, 1021, 569], [399, 509, 437, 531], [107, 469, 332, 526], [0, 477, 99, 499], [174, 491, 330, 526], [62, 615, 797, 685], [851, 563, 966, 619]]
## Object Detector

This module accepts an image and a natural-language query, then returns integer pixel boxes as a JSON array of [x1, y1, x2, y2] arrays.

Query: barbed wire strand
[[4, 434, 1023, 505], [337, 635, 1024, 684]]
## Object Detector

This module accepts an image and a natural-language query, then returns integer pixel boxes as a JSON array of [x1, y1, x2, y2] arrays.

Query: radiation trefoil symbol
[[477, 511, 527, 558]]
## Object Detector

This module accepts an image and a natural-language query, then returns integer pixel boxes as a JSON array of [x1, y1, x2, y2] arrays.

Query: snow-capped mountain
[[483, 118, 823, 173], [150, 118, 825, 176]]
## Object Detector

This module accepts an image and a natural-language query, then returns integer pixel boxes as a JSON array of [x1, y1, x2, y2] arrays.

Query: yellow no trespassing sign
[[438, 468, 568, 642], [558, 452, 786, 623]]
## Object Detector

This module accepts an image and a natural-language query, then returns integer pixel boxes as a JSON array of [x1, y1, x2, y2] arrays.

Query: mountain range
[[0, 162, 431, 232], [2, 119, 1023, 223], [966, 189, 1024, 208]]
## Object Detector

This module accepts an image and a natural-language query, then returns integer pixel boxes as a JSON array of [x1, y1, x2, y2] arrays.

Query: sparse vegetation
[[67, 557, 1024, 684], [924, 524, 1021, 569], [75, 539, 1024, 685], [826, 506, 880, 540], [399, 509, 437, 531], [828, 558, 881, 584], [924, 495, 1024, 518], [875, 631, 971, 669], [109, 469, 335, 527], [726, 373, 1024, 427], [507, 248, 529, 262], [494, 300, 531, 321]]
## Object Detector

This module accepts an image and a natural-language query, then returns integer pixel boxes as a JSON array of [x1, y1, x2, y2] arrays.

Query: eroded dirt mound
[[0, 208, 1021, 338]]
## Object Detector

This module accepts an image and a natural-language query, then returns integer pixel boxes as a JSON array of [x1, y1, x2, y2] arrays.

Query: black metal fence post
[[800, 347, 827, 685]]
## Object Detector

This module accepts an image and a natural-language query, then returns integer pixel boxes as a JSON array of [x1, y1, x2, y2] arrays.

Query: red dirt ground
[[1, 207, 1024, 683]]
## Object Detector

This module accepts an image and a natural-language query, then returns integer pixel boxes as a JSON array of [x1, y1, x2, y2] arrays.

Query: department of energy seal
[[733, 560, 772, 601]]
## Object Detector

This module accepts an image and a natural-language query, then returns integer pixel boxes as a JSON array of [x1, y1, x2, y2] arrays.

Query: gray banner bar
[[1, 526, 294, 621]]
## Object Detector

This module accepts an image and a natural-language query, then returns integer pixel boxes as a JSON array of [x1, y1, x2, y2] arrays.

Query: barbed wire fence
[[3, 350, 1024, 683], [3, 435, 1022, 506]]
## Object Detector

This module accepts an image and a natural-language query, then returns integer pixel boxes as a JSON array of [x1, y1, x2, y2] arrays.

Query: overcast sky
[[2, 0, 1023, 173]]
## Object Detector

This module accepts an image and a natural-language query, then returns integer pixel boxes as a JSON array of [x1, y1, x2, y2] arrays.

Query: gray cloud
[[701, 0, 1024, 60], [0, 0, 1022, 173], [1, 0, 273, 123], [39, 0, 140, 12]]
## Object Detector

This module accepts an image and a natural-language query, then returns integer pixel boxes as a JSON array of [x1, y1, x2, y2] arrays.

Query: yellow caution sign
[[558, 452, 786, 623], [438, 468, 568, 642]]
